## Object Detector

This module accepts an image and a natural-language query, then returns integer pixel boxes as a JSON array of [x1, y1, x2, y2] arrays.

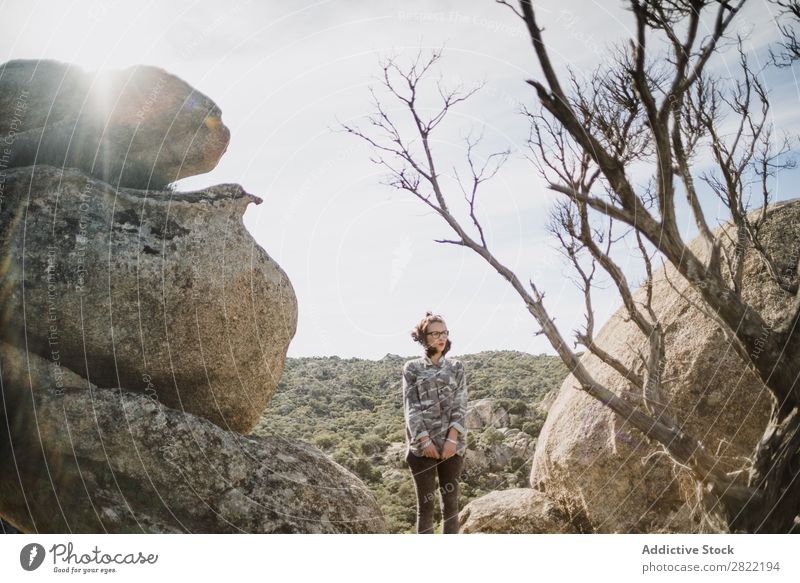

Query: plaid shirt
[[402, 354, 468, 458]]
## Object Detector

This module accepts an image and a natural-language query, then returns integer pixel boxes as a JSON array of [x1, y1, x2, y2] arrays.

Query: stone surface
[[466, 428, 536, 475], [0, 337, 96, 394], [528, 201, 800, 532], [0, 342, 385, 533], [0, 59, 229, 189], [1, 165, 297, 434], [459, 488, 579, 533], [465, 398, 510, 430]]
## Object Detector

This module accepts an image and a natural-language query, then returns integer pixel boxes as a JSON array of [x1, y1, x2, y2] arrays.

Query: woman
[[402, 311, 468, 534]]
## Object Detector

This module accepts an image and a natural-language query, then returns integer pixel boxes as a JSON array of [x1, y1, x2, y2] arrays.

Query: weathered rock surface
[[1, 165, 297, 433], [459, 488, 579, 533], [466, 398, 510, 430], [0, 335, 97, 393], [466, 428, 536, 475], [0, 59, 229, 189], [0, 342, 385, 533], [529, 201, 800, 532]]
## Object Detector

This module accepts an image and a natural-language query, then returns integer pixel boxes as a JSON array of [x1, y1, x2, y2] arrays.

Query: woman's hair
[[410, 311, 451, 358]]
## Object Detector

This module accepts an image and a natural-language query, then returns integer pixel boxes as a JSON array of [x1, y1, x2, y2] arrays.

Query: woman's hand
[[441, 438, 457, 460], [420, 439, 440, 459]]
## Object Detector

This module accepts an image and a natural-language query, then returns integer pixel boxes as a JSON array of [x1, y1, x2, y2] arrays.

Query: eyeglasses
[[426, 330, 449, 339]]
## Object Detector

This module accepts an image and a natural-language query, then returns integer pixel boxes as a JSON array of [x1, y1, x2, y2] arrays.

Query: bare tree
[[343, 0, 800, 533], [770, 0, 800, 65]]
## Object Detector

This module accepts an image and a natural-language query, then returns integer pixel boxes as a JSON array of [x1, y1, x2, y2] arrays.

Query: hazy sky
[[2, 0, 798, 359]]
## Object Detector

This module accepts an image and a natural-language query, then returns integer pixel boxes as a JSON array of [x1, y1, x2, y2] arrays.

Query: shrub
[[313, 433, 337, 450], [506, 399, 528, 414], [522, 420, 544, 437], [480, 427, 504, 446], [360, 435, 388, 455]]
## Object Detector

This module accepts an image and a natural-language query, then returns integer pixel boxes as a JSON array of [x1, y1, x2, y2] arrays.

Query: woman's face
[[425, 321, 448, 354]]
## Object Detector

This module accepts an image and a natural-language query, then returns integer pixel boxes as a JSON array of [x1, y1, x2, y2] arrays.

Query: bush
[[509, 416, 526, 431], [506, 399, 528, 415], [360, 435, 388, 455], [480, 427, 504, 446], [522, 420, 544, 437], [522, 411, 547, 437], [386, 429, 405, 442], [313, 433, 337, 450], [332, 449, 351, 467]]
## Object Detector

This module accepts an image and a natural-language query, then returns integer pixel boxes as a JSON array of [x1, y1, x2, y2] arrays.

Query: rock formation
[[529, 201, 800, 532], [465, 397, 510, 430], [459, 488, 578, 533], [465, 428, 536, 475], [0, 59, 230, 189], [0, 343, 384, 533], [1, 165, 296, 434], [460, 399, 537, 477], [0, 60, 384, 533]]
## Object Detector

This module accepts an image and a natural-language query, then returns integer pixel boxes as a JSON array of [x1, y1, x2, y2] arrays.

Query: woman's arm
[[447, 361, 468, 436]]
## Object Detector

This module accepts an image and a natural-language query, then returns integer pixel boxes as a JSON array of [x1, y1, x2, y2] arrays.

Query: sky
[[1, 0, 798, 359]]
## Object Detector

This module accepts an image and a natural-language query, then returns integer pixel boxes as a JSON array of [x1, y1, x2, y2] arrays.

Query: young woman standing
[[402, 311, 468, 534]]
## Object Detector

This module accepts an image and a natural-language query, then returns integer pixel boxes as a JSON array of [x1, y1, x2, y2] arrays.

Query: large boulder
[[459, 488, 579, 533], [0, 59, 87, 132], [0, 59, 230, 189], [0, 342, 385, 533], [1, 165, 297, 433], [529, 201, 800, 532]]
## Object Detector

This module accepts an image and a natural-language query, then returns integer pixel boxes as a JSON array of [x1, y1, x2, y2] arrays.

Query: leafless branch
[[353, 0, 800, 530]]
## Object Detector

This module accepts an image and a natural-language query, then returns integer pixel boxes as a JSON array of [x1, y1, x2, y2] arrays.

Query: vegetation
[[250, 350, 568, 533], [343, 0, 800, 533]]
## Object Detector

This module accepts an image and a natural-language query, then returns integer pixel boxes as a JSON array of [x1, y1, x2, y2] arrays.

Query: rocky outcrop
[[1, 165, 296, 434], [465, 398, 510, 430], [459, 488, 579, 533], [528, 201, 800, 532], [0, 342, 385, 533], [0, 59, 229, 189], [466, 428, 536, 475], [0, 59, 382, 534]]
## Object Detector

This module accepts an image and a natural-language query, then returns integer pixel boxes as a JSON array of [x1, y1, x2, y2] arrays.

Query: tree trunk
[[729, 401, 800, 533]]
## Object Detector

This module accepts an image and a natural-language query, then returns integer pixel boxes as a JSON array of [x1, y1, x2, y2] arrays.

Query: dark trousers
[[405, 451, 464, 534]]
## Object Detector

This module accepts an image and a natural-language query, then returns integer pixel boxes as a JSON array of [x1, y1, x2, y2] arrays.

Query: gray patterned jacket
[[402, 354, 468, 458]]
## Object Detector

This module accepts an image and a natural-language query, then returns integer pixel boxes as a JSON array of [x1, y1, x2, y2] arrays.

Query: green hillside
[[251, 350, 569, 533]]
